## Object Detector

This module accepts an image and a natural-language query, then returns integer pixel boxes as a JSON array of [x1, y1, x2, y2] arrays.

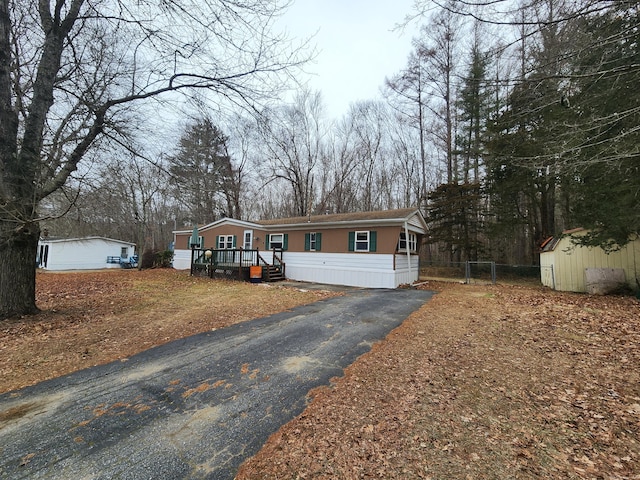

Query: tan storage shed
[[540, 228, 640, 293]]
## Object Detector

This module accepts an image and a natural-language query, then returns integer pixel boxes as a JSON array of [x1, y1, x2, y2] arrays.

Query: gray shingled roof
[[256, 208, 420, 226]]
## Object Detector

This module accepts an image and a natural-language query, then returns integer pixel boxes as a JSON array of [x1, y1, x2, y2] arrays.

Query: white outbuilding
[[37, 236, 137, 271], [540, 228, 640, 294]]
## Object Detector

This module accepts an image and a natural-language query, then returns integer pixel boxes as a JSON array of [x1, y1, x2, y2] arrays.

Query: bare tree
[[317, 120, 359, 214], [387, 117, 429, 208], [258, 90, 328, 217], [347, 101, 390, 211], [416, 8, 463, 183], [40, 149, 174, 254], [0, 0, 307, 318], [385, 51, 431, 209]]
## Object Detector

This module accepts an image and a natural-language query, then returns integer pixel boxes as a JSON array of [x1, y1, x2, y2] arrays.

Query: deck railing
[[190, 247, 284, 281]]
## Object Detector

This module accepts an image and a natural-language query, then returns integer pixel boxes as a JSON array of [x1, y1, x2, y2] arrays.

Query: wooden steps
[[264, 264, 285, 282]]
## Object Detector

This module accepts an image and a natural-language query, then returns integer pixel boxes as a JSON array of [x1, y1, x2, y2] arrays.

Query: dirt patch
[[236, 282, 640, 479]]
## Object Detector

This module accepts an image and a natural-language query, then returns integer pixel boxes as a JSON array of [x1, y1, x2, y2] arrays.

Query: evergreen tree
[[565, 3, 640, 248], [169, 119, 240, 224], [456, 37, 491, 184], [426, 182, 484, 262], [484, 1, 578, 262]]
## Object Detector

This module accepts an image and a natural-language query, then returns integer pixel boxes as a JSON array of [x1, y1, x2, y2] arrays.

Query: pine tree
[[169, 119, 240, 224], [566, 3, 640, 248]]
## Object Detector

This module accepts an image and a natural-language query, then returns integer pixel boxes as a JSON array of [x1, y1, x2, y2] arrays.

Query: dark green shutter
[[304, 233, 310, 251], [316, 233, 322, 251], [232, 235, 237, 248], [369, 231, 377, 252], [216, 235, 220, 249], [348, 231, 355, 251], [266, 235, 270, 250], [283, 234, 288, 250]]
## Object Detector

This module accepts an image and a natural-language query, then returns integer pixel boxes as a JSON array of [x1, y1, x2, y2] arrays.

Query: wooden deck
[[190, 248, 285, 282]]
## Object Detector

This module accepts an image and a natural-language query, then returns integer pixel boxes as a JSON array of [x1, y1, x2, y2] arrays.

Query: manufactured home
[[37, 236, 137, 271], [173, 208, 427, 288], [540, 228, 640, 293]]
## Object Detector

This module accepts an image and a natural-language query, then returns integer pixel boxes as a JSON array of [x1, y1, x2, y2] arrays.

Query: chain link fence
[[419, 261, 542, 286]]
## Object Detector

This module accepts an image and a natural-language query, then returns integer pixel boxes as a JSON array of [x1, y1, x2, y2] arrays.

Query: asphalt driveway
[[0, 286, 433, 479]]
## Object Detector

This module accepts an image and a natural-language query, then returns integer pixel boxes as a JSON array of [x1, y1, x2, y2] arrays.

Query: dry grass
[[0, 269, 337, 394], [3, 270, 640, 479]]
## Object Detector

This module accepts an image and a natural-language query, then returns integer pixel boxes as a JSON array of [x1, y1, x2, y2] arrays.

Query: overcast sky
[[279, 0, 419, 119]]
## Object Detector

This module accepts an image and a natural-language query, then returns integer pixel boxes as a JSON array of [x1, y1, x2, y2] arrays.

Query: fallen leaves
[[0, 269, 338, 394], [4, 272, 640, 478], [236, 282, 640, 479]]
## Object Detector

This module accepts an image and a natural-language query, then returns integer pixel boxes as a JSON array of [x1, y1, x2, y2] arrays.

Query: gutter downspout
[[404, 221, 412, 282]]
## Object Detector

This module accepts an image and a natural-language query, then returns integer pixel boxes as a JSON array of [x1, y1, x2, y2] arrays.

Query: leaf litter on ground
[[2, 271, 639, 479]]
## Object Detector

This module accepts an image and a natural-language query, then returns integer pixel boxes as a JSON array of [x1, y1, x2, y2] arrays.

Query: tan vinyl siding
[[281, 226, 403, 254], [176, 226, 268, 250]]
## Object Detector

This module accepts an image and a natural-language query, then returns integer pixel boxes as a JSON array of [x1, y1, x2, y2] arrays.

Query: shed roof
[[39, 236, 135, 245], [540, 228, 586, 252]]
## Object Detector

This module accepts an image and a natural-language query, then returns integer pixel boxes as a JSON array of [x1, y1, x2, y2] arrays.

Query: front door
[[243, 230, 253, 262]]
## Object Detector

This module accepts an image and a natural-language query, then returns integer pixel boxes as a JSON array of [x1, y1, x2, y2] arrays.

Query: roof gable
[[173, 217, 263, 234]]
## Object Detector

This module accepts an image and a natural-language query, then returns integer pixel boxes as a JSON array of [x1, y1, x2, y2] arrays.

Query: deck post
[[204, 249, 213, 278]]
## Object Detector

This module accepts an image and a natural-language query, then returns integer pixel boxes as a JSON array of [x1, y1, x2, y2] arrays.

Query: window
[[355, 231, 369, 251], [266, 233, 288, 250], [304, 232, 322, 251], [188, 235, 203, 248], [120, 247, 128, 258], [268, 233, 284, 249], [397, 232, 417, 252], [217, 235, 235, 249], [39, 245, 49, 267], [348, 231, 377, 252]]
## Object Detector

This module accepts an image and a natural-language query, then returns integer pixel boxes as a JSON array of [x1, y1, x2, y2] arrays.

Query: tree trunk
[[0, 222, 40, 318]]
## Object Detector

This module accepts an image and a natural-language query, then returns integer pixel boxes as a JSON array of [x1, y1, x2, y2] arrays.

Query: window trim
[[355, 230, 370, 252], [304, 232, 322, 251], [397, 232, 417, 252], [268, 233, 286, 250], [188, 235, 203, 248], [348, 230, 376, 252], [218, 235, 234, 249]]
